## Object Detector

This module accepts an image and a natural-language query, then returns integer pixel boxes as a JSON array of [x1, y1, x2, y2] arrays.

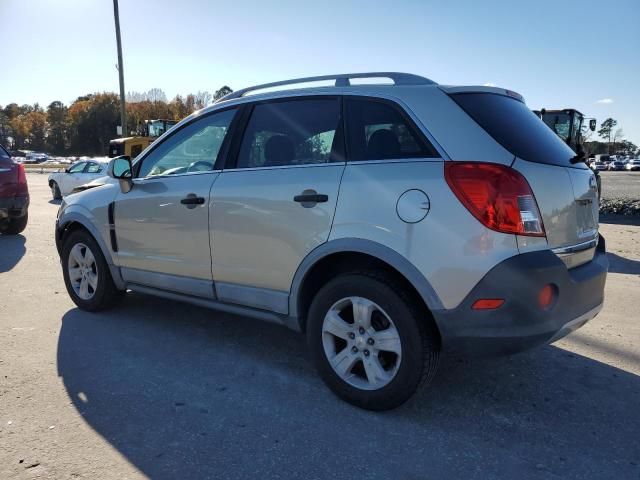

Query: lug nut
[[348, 332, 355, 339], [367, 338, 374, 345], [352, 346, 358, 353], [363, 350, 370, 357], [359, 327, 365, 334]]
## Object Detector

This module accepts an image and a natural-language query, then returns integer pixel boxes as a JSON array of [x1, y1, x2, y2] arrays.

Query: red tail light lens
[[445, 162, 545, 237], [16, 164, 29, 196]]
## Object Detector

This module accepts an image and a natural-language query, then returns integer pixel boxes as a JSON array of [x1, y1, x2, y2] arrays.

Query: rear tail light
[[16, 164, 28, 196], [445, 162, 545, 237]]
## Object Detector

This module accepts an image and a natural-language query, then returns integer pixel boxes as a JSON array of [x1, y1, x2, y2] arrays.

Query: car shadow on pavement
[[0, 233, 26, 272], [607, 252, 640, 275], [57, 294, 640, 480]]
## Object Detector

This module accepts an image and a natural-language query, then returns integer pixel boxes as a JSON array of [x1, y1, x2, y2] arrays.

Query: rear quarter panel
[[330, 160, 519, 309]]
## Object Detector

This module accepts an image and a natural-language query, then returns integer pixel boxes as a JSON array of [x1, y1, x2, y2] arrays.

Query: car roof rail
[[217, 72, 437, 103]]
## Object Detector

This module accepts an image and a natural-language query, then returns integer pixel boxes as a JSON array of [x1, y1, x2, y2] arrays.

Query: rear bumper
[[0, 195, 29, 221], [433, 235, 608, 356]]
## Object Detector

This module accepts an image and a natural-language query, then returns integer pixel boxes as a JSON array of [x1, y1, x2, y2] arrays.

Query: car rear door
[[114, 107, 237, 298], [209, 97, 345, 313], [448, 91, 599, 266]]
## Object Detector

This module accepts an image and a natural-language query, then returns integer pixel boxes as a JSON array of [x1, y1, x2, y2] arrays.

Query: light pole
[[113, 0, 126, 137]]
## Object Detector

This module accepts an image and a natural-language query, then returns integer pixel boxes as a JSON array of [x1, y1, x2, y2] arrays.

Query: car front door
[[84, 161, 106, 182], [210, 97, 345, 313], [114, 108, 237, 298], [60, 162, 87, 195]]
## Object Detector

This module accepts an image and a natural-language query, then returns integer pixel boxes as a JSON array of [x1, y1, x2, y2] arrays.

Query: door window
[[345, 98, 437, 161], [138, 108, 236, 178], [68, 162, 86, 173], [235, 98, 343, 169], [85, 162, 103, 174]]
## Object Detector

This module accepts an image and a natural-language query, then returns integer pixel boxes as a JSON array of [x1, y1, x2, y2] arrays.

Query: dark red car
[[0, 144, 29, 235]]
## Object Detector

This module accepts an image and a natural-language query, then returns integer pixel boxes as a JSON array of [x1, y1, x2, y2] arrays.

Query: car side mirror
[[589, 119, 596, 131], [64, 168, 70, 173], [108, 156, 133, 193]]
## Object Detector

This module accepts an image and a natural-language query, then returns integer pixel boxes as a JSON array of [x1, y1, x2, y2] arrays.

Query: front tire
[[61, 229, 122, 311], [51, 181, 62, 200], [307, 273, 440, 410]]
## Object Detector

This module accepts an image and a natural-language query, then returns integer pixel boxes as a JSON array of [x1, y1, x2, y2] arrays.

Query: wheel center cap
[[355, 336, 366, 349]]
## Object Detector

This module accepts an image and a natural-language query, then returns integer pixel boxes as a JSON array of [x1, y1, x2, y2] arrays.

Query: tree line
[[584, 117, 637, 156], [0, 86, 232, 156]]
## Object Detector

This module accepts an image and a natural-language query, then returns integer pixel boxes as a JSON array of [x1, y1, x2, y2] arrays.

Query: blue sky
[[2, 0, 639, 143]]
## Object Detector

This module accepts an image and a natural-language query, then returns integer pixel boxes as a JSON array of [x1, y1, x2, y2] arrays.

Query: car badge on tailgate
[[589, 175, 598, 190]]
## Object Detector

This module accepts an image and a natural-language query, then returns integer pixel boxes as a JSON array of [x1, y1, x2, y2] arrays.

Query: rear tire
[[0, 213, 28, 235], [307, 273, 440, 410], [51, 181, 62, 200], [61, 229, 122, 311]]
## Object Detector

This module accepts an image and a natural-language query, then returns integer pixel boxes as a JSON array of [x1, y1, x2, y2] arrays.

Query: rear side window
[[451, 93, 578, 167], [0, 145, 11, 164], [235, 98, 342, 168], [345, 98, 438, 161], [86, 163, 103, 174]]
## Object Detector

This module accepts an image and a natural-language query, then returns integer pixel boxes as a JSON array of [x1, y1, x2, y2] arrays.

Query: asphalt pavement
[[0, 173, 639, 479]]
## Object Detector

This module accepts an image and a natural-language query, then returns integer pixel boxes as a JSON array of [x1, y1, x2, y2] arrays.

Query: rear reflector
[[471, 299, 505, 310], [538, 284, 557, 310], [445, 162, 545, 237]]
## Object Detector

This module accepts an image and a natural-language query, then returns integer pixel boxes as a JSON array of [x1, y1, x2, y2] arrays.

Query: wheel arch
[[290, 239, 444, 335], [56, 213, 125, 289]]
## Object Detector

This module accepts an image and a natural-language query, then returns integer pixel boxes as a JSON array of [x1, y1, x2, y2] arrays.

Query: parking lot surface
[[600, 171, 640, 200], [1, 173, 639, 479]]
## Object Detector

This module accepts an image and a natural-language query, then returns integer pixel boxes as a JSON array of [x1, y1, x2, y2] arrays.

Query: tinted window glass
[[0, 145, 11, 165], [69, 162, 86, 173], [451, 93, 580, 167], [86, 163, 103, 174], [138, 109, 236, 178], [236, 98, 342, 168], [346, 98, 437, 161]]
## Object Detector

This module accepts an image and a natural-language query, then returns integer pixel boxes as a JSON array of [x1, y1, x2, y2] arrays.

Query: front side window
[[138, 108, 236, 178], [345, 98, 437, 161], [68, 162, 86, 173], [86, 163, 103, 174], [235, 98, 342, 169]]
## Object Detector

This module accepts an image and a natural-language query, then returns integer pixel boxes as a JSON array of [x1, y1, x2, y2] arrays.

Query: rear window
[[450, 93, 581, 167]]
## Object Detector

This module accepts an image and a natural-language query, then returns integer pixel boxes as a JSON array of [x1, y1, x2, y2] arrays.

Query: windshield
[[541, 113, 571, 142], [451, 93, 581, 167]]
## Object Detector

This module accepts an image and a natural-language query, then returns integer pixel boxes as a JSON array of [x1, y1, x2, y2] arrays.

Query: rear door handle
[[180, 194, 205, 209], [293, 191, 328, 205]]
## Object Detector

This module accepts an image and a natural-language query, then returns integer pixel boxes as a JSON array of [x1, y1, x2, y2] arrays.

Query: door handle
[[293, 191, 328, 205], [180, 194, 205, 209]]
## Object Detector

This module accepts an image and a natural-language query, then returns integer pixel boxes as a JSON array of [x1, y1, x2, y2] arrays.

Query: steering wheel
[[187, 161, 214, 173]]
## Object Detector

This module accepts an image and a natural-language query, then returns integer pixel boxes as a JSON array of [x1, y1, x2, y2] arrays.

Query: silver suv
[[55, 73, 608, 410]]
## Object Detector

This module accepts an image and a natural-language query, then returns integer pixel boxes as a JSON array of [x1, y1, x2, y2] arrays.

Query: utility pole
[[113, 0, 126, 137]]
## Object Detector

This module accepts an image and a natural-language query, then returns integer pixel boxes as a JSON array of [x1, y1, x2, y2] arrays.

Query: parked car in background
[[608, 160, 626, 171], [55, 73, 608, 410], [24, 152, 49, 163], [48, 159, 109, 199], [592, 161, 607, 171], [625, 159, 640, 171], [0, 144, 29, 234]]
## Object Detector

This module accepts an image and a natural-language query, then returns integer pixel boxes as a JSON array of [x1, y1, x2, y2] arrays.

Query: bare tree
[[146, 88, 167, 103], [194, 91, 212, 109]]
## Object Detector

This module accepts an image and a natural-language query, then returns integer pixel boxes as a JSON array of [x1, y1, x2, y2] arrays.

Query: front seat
[[365, 129, 401, 160], [264, 135, 295, 167]]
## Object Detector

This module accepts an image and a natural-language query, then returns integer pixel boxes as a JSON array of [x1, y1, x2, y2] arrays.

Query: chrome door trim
[[133, 169, 222, 184]]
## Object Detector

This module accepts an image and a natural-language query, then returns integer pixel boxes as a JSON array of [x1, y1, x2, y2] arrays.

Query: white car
[[625, 159, 640, 171], [48, 160, 109, 199]]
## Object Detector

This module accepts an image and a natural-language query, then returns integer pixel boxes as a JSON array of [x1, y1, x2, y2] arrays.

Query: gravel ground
[[0, 174, 639, 479], [600, 171, 640, 200]]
